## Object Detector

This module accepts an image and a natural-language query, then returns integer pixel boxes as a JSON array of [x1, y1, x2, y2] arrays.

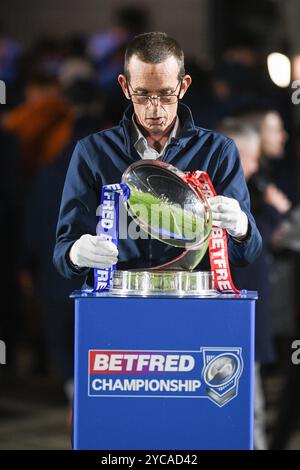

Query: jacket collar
[[120, 102, 198, 160], [132, 114, 181, 159]]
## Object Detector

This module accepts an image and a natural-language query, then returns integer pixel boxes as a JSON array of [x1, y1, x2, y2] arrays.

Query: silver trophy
[[111, 160, 216, 296]]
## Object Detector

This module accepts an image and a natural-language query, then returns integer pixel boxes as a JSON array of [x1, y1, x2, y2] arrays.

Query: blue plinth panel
[[72, 291, 256, 450]]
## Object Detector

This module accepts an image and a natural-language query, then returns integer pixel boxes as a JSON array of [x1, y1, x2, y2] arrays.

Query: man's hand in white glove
[[69, 234, 118, 269], [208, 196, 249, 240]]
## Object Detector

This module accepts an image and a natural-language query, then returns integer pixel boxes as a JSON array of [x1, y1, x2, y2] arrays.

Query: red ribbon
[[183, 171, 239, 294]]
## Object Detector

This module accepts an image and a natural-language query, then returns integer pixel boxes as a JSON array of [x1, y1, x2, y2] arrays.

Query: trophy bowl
[[122, 160, 212, 252], [108, 160, 216, 296]]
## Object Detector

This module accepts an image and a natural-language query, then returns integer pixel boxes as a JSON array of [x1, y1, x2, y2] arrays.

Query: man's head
[[118, 32, 191, 137], [217, 119, 261, 181]]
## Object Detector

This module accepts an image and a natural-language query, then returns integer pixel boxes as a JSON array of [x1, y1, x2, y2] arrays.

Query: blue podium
[[71, 291, 256, 450]]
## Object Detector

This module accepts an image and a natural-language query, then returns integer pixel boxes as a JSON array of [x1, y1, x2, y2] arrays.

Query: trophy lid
[[122, 160, 212, 251]]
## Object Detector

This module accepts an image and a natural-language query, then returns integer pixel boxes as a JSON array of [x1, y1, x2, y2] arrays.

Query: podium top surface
[[70, 290, 258, 300]]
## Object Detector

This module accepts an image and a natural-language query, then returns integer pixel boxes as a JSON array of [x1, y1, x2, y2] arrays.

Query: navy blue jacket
[[53, 103, 262, 289]]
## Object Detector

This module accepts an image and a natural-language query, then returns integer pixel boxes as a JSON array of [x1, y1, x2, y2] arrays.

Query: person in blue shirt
[[53, 32, 262, 289]]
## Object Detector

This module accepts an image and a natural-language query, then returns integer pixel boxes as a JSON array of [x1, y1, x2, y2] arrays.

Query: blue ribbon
[[93, 182, 130, 291]]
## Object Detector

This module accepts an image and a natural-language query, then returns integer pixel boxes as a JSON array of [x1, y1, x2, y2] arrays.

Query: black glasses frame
[[126, 79, 183, 106]]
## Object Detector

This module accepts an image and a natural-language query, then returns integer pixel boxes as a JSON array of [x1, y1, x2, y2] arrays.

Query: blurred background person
[[2, 70, 73, 186], [233, 108, 296, 355], [217, 118, 284, 449]]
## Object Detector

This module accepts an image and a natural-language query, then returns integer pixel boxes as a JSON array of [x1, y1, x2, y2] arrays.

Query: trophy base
[[111, 270, 217, 297]]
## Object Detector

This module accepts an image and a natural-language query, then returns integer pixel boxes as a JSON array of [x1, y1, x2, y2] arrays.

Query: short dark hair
[[124, 32, 185, 80]]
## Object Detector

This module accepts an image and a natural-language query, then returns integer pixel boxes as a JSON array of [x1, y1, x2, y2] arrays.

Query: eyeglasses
[[127, 80, 182, 106]]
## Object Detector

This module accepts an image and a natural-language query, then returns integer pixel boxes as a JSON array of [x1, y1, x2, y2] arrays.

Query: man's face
[[261, 112, 288, 158], [118, 55, 191, 136]]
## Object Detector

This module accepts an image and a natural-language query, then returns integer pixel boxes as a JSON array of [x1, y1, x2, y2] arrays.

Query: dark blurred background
[[1, 0, 300, 449]]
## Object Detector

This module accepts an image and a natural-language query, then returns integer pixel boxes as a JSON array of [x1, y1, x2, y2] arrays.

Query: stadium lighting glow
[[267, 52, 291, 88]]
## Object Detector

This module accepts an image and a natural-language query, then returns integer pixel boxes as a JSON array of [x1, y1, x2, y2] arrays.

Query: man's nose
[[147, 96, 160, 107]]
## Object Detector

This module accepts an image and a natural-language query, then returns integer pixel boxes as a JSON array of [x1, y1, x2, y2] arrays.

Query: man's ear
[[118, 74, 130, 99], [179, 75, 192, 99]]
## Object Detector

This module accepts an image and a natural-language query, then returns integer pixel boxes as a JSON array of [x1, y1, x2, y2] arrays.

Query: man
[[53, 32, 262, 289]]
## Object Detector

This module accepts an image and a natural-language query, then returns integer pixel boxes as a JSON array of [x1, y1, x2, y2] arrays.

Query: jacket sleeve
[[53, 140, 100, 279], [213, 139, 262, 267]]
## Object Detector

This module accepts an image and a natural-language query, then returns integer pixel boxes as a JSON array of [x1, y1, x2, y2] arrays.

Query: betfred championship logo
[[88, 348, 243, 406]]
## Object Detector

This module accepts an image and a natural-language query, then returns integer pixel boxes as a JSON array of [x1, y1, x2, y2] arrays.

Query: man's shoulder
[[69, 124, 127, 168], [178, 103, 235, 150], [78, 124, 124, 151], [193, 124, 235, 150]]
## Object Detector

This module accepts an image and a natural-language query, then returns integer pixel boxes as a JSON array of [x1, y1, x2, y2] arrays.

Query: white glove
[[69, 234, 118, 269], [208, 196, 249, 239]]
